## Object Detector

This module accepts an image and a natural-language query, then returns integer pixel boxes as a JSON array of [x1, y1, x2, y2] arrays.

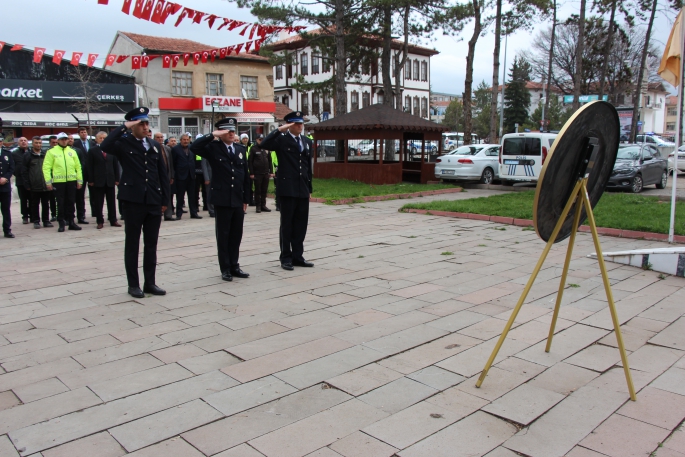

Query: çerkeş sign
[[0, 80, 135, 103]]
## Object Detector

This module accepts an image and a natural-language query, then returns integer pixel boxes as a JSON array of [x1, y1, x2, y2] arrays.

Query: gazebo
[[310, 104, 448, 184]]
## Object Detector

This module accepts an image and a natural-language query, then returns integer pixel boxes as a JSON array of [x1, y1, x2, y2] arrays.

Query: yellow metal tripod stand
[[475, 177, 637, 401]]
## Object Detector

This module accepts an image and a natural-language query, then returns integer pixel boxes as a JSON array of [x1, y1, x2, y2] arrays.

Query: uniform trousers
[[123, 202, 161, 287], [279, 196, 309, 263], [75, 185, 87, 221], [52, 181, 77, 223], [17, 186, 30, 220], [50, 191, 56, 218], [176, 176, 197, 217], [0, 192, 10, 234], [90, 186, 117, 224], [30, 191, 51, 223], [253, 174, 269, 208], [214, 206, 244, 273]]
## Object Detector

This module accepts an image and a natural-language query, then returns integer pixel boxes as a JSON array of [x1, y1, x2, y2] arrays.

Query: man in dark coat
[[22, 136, 53, 229], [0, 139, 15, 238], [190, 118, 250, 282], [172, 134, 201, 220], [71, 127, 94, 224], [11, 137, 30, 224], [154, 132, 176, 222], [100, 107, 170, 299], [87, 131, 121, 229], [248, 135, 273, 213], [260, 111, 314, 270]]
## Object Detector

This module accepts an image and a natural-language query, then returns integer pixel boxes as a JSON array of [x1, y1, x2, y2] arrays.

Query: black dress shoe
[[4, 232, 15, 238], [221, 271, 233, 281], [50, 216, 57, 222], [209, 213, 215, 218], [34, 222, 41, 229], [43, 221, 54, 228], [128, 287, 144, 298], [68, 220, 82, 230], [261, 207, 271, 212], [143, 284, 166, 295], [230, 268, 249, 278], [182, 209, 188, 214], [293, 260, 314, 267], [22, 218, 29, 225], [190, 214, 203, 219], [164, 217, 177, 221], [281, 262, 294, 271], [78, 219, 89, 224]]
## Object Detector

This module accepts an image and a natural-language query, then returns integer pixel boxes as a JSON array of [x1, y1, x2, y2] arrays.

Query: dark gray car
[[607, 144, 668, 193]]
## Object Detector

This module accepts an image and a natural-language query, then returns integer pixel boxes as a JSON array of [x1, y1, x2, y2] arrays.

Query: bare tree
[[543, 0, 557, 130], [69, 66, 105, 135], [572, 0, 588, 110], [629, 0, 658, 142]]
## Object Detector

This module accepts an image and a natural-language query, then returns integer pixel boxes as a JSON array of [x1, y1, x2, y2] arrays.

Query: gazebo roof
[[310, 104, 448, 133]]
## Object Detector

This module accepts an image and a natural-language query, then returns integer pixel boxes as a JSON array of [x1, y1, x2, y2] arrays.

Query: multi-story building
[[430, 92, 460, 103], [429, 92, 460, 124], [663, 95, 678, 140], [106, 31, 275, 139], [267, 30, 438, 122]]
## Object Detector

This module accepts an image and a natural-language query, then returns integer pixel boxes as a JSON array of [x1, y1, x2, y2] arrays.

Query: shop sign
[[0, 79, 135, 103], [201, 96, 244, 112]]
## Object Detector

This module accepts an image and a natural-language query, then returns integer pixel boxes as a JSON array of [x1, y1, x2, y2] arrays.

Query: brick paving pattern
[[0, 189, 683, 456]]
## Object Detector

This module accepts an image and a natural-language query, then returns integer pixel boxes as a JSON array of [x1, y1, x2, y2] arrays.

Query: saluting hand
[[212, 130, 229, 137], [278, 123, 294, 132], [124, 119, 142, 129]]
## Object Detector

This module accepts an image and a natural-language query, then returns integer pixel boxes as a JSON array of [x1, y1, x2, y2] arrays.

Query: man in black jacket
[[88, 131, 121, 230], [100, 107, 170, 299], [22, 137, 53, 229], [71, 128, 92, 224], [190, 118, 250, 282], [260, 111, 314, 270], [172, 134, 201, 220], [11, 137, 30, 224], [248, 135, 273, 213], [0, 139, 15, 238]]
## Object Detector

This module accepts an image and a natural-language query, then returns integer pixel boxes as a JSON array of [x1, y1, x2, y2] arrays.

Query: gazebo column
[[379, 139, 384, 165], [421, 139, 425, 164], [373, 139, 377, 161], [314, 140, 318, 163], [344, 140, 348, 163]]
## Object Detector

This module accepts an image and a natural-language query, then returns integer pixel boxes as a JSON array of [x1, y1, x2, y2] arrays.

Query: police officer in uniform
[[0, 140, 15, 238], [100, 107, 170, 298], [261, 111, 313, 270], [190, 118, 250, 282]]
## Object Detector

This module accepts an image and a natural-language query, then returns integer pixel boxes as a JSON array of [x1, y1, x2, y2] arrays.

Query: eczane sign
[[201, 96, 244, 112]]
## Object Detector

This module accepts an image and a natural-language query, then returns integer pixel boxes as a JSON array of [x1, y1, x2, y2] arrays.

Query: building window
[[404, 95, 411, 112], [301, 53, 308, 75], [282, 95, 289, 106], [351, 91, 359, 111], [421, 61, 428, 81], [667, 122, 676, 130], [240, 76, 258, 99], [172, 71, 193, 96], [168, 116, 199, 137], [377, 93, 384, 105], [405, 59, 412, 80], [362, 91, 370, 108], [312, 93, 320, 115], [312, 54, 320, 74], [323, 57, 331, 73], [301, 93, 309, 115], [276, 65, 283, 80], [413, 60, 420, 81], [413, 96, 419, 116], [668, 107, 677, 116], [421, 97, 428, 118], [323, 93, 331, 112], [205, 73, 224, 96], [362, 56, 370, 75]]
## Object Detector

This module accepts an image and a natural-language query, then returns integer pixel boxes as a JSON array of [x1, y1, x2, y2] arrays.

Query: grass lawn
[[268, 178, 458, 203], [401, 190, 685, 235]]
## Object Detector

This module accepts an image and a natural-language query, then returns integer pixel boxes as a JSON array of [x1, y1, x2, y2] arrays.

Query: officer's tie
[[296, 136, 302, 152]]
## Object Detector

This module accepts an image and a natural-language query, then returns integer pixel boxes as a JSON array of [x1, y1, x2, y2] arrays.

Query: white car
[[355, 139, 375, 155], [669, 147, 685, 173], [435, 144, 500, 184], [636, 134, 675, 147]]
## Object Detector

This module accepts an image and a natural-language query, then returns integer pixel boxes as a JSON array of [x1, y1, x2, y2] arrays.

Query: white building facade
[[268, 32, 438, 123]]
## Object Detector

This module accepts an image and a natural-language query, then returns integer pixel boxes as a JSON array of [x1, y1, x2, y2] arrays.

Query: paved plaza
[[0, 190, 684, 457]]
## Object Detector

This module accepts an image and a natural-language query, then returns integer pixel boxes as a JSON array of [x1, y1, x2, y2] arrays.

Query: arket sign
[[0, 87, 43, 99], [0, 79, 135, 103], [201, 96, 244, 112]]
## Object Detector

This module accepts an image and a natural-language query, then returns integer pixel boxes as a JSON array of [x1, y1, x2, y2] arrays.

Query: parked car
[[670, 146, 685, 174], [635, 134, 675, 147], [407, 140, 438, 156], [435, 144, 500, 184], [442, 132, 479, 151], [317, 140, 357, 157], [498, 132, 557, 185], [607, 144, 668, 193], [355, 139, 376, 155]]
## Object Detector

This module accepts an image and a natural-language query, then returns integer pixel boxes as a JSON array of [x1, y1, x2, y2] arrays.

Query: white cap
[[56, 132, 69, 139], [240, 133, 249, 140]]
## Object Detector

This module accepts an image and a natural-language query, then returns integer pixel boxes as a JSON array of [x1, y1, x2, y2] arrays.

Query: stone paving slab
[[0, 192, 683, 456]]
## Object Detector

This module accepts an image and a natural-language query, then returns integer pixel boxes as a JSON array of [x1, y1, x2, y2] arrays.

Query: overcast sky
[[2, 0, 679, 95]]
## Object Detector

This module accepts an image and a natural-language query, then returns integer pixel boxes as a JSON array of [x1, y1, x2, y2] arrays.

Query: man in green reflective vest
[[43, 132, 83, 232]]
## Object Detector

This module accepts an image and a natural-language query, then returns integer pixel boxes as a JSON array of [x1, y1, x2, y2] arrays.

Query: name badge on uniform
[[239, 152, 243, 159], [256, 151, 261, 155], [153, 146, 158, 153]]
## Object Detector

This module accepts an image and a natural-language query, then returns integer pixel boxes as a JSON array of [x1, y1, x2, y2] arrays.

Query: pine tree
[[503, 57, 532, 134]]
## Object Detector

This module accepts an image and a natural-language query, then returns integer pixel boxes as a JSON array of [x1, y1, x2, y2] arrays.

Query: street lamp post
[[540, 97, 546, 132], [499, 33, 508, 139], [211, 100, 220, 132]]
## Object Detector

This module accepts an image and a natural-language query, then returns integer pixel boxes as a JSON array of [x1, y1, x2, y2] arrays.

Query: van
[[498, 132, 557, 185], [443, 132, 479, 151]]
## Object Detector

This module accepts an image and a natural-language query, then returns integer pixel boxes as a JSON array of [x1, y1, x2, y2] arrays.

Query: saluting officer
[[100, 107, 170, 298], [190, 118, 250, 282], [260, 111, 313, 271]]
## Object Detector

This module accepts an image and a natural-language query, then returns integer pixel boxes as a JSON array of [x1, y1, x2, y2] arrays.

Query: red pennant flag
[[228, 21, 242, 31], [174, 7, 194, 27], [0, 42, 4, 53], [52, 50, 65, 65], [87, 54, 98, 67], [150, 0, 165, 23], [254, 39, 261, 52], [210, 49, 217, 62], [122, 0, 133, 14], [239, 25, 249, 36], [200, 51, 208, 63], [226, 46, 234, 56], [205, 14, 218, 29], [217, 19, 230, 30], [141, 55, 150, 67], [172, 55, 181, 67], [244, 41, 252, 53], [219, 47, 227, 59], [182, 53, 190, 66], [132, 0, 145, 18], [234, 43, 243, 54], [140, 0, 154, 20], [105, 54, 117, 66], [193, 11, 205, 24], [160, 2, 180, 23], [131, 55, 141, 69], [192, 52, 201, 65], [249, 24, 257, 40], [33, 47, 45, 63], [98, 0, 109, 4], [162, 55, 171, 68], [116, 55, 129, 63], [70, 52, 83, 65], [10, 44, 24, 51]]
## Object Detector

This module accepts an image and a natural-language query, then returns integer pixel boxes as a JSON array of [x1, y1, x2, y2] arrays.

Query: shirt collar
[[288, 131, 300, 141]]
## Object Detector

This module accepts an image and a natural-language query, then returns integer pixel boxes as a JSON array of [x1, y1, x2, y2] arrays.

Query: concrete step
[[589, 247, 685, 277]]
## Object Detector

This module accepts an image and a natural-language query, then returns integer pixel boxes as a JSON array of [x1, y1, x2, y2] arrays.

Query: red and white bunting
[[70, 52, 83, 65], [10, 44, 23, 51], [87, 53, 99, 67], [53, 50, 65, 64], [33, 47, 46, 63], [105, 54, 117, 66]]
